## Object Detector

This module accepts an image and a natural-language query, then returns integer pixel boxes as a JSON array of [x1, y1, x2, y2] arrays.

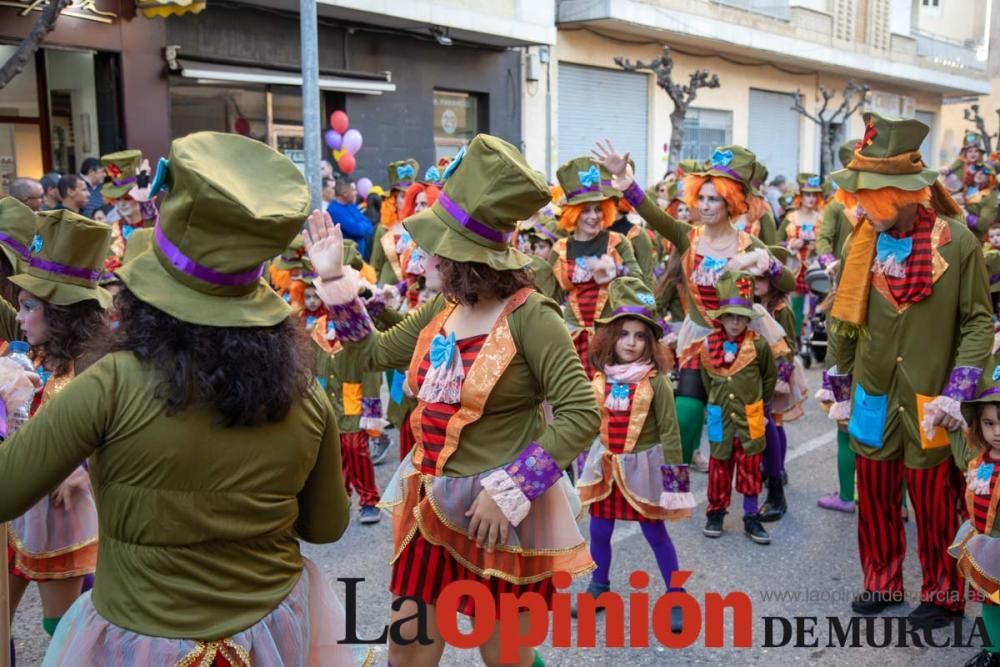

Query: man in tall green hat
[[826, 111, 994, 625], [100, 149, 156, 274]]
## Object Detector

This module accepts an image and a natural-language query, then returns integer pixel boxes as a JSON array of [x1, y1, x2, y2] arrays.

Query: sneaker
[[964, 650, 1000, 667], [743, 515, 771, 545], [850, 590, 904, 615], [691, 450, 710, 473], [571, 581, 611, 619], [908, 601, 963, 630], [368, 434, 392, 465], [817, 492, 856, 514], [359, 506, 381, 524], [703, 509, 726, 538]]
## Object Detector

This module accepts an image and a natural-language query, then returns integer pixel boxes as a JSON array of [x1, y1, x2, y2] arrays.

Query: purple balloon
[[357, 177, 373, 199], [324, 130, 342, 150], [343, 128, 363, 155]]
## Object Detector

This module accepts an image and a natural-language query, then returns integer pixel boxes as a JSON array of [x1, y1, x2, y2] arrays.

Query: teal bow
[[396, 164, 415, 180], [977, 463, 995, 483], [638, 292, 655, 306], [430, 332, 458, 369], [399, 231, 413, 246], [29, 234, 42, 255], [876, 233, 912, 264], [610, 383, 629, 401], [149, 157, 170, 197], [711, 149, 733, 167], [992, 365, 1000, 382], [723, 340, 739, 357], [424, 166, 441, 182], [443, 147, 465, 179], [801, 223, 815, 234], [702, 256, 728, 272], [806, 176, 821, 188], [306, 315, 317, 330], [578, 165, 601, 188], [122, 225, 136, 242]]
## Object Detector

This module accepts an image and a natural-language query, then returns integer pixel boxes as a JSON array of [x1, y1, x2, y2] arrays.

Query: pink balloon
[[342, 129, 363, 155], [338, 153, 356, 174], [324, 130, 342, 150], [357, 177, 373, 199], [330, 110, 349, 134]]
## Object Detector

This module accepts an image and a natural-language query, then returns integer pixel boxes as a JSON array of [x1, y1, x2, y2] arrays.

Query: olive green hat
[[706, 270, 760, 320], [10, 209, 112, 308], [839, 140, 858, 169], [961, 362, 1000, 427], [984, 250, 1000, 294], [101, 149, 149, 200], [963, 131, 986, 152], [117, 131, 310, 327], [595, 276, 662, 338], [768, 244, 801, 279], [387, 159, 419, 191], [0, 197, 37, 273], [750, 161, 769, 197], [831, 112, 939, 193], [678, 159, 706, 176], [122, 227, 154, 265], [273, 234, 306, 271], [557, 157, 614, 206], [797, 173, 823, 193], [403, 134, 548, 271], [705, 146, 756, 191]]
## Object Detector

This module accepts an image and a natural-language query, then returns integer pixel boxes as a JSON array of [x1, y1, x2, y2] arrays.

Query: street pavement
[[12, 367, 987, 665]]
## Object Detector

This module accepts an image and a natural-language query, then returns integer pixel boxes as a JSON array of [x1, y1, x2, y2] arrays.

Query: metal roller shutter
[[558, 63, 649, 186], [748, 89, 800, 183]]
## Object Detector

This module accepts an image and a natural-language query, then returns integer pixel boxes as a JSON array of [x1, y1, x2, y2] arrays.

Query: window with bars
[[681, 108, 733, 162]]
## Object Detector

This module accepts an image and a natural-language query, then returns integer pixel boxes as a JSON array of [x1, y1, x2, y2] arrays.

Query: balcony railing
[[912, 29, 986, 71]]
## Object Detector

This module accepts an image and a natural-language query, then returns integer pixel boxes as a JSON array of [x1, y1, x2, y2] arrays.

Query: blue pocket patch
[[390, 370, 406, 405], [848, 384, 888, 448], [707, 404, 724, 443]]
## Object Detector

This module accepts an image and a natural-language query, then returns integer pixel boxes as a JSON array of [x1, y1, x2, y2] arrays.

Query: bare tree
[[962, 104, 996, 154], [0, 0, 72, 91], [792, 80, 869, 178], [615, 47, 720, 175]]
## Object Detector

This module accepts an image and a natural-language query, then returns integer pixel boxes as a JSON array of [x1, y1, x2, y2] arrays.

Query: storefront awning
[[174, 59, 396, 95], [138, 0, 207, 18]]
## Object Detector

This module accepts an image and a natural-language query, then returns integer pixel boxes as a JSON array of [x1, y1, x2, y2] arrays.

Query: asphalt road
[[12, 367, 988, 665]]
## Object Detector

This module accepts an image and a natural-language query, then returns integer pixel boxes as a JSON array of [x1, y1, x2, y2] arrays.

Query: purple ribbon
[[112, 176, 137, 188], [980, 387, 1000, 399], [391, 181, 412, 191], [437, 193, 511, 245], [154, 223, 263, 287], [29, 257, 100, 282], [991, 274, 1000, 285], [565, 184, 602, 200], [710, 165, 745, 184], [719, 297, 752, 308], [0, 233, 29, 260], [613, 305, 653, 319]]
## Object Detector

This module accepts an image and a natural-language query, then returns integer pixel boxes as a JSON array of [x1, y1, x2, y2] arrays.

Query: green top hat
[[557, 157, 614, 206], [768, 244, 801, 277], [678, 159, 706, 176], [961, 362, 1000, 427], [101, 149, 147, 200], [595, 276, 663, 338], [387, 159, 419, 191], [0, 197, 37, 273], [403, 134, 549, 272], [797, 173, 822, 193], [963, 131, 986, 152], [984, 250, 1000, 294], [117, 131, 310, 327], [750, 161, 769, 195], [10, 209, 112, 308], [273, 233, 306, 271], [831, 112, 938, 193], [705, 146, 756, 191], [839, 140, 858, 168], [122, 227, 154, 265], [706, 270, 760, 320]]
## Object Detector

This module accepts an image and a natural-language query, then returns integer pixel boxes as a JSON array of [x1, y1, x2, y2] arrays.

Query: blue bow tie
[[430, 332, 458, 369], [702, 256, 728, 272], [711, 149, 734, 167], [610, 382, 629, 401], [801, 223, 814, 233], [122, 224, 136, 242], [578, 165, 601, 188], [723, 340, 739, 356], [977, 462, 995, 483], [735, 221, 746, 231], [876, 233, 913, 264], [306, 316, 317, 330], [395, 164, 415, 180]]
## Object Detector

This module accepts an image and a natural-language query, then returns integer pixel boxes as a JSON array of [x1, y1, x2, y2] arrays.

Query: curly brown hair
[[40, 299, 109, 376], [589, 317, 671, 373], [99, 288, 315, 427], [0, 254, 18, 309], [435, 257, 534, 306]]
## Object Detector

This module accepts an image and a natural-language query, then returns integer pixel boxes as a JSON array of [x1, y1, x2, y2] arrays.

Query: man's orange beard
[[835, 187, 930, 225]]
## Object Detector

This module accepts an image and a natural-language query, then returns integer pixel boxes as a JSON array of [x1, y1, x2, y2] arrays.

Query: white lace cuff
[[828, 401, 852, 422], [921, 395, 967, 438], [480, 469, 532, 527]]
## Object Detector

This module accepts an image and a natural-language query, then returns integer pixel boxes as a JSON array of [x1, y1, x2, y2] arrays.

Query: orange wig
[[288, 279, 307, 308], [380, 192, 400, 227], [558, 199, 617, 233], [400, 183, 441, 220], [835, 187, 930, 223], [683, 175, 748, 219], [746, 194, 771, 223]]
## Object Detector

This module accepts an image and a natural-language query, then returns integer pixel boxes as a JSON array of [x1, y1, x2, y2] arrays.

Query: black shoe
[[850, 590, 904, 615], [572, 581, 611, 619], [743, 514, 771, 544], [965, 650, 1000, 667], [781, 470, 789, 486], [759, 477, 787, 523], [908, 601, 964, 630], [703, 510, 726, 538]]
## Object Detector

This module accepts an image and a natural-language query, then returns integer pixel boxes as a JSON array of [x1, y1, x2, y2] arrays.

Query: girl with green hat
[[550, 156, 643, 379], [305, 133, 600, 667], [99, 149, 157, 275], [575, 276, 693, 631], [592, 140, 795, 468], [778, 172, 824, 338], [0, 132, 361, 665], [371, 158, 420, 286]]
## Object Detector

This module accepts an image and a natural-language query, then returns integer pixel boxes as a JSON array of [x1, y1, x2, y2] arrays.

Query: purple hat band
[[30, 257, 101, 282], [991, 274, 1000, 285], [0, 233, 30, 260], [566, 184, 609, 200], [979, 387, 1000, 399], [710, 165, 745, 184], [112, 176, 137, 188], [437, 193, 511, 245], [613, 305, 654, 319], [719, 297, 753, 308], [154, 223, 263, 287]]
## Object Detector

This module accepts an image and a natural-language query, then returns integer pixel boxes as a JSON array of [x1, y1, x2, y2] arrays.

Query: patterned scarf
[[706, 329, 745, 368], [878, 205, 934, 305]]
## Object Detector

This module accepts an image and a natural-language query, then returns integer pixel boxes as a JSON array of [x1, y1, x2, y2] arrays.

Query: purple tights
[[762, 415, 788, 479], [589, 516, 681, 589]]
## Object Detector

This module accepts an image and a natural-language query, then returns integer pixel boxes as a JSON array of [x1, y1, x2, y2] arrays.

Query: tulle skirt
[[948, 520, 1000, 605], [42, 558, 374, 666], [771, 357, 809, 422]]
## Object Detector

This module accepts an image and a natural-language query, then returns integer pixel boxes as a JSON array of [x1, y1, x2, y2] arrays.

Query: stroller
[[799, 262, 830, 369]]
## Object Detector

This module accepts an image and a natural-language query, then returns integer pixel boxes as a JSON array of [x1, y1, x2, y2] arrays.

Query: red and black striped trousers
[[707, 440, 762, 513], [856, 456, 964, 611], [340, 431, 381, 507]]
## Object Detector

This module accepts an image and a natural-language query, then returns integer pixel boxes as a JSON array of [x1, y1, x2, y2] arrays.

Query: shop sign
[[0, 0, 117, 24]]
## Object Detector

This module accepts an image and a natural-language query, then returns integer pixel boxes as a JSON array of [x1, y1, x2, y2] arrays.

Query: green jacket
[[700, 334, 777, 458], [831, 216, 994, 468], [347, 291, 600, 476], [529, 254, 560, 301], [314, 337, 383, 434], [817, 200, 854, 264], [0, 352, 349, 639], [370, 225, 404, 285], [626, 224, 656, 288]]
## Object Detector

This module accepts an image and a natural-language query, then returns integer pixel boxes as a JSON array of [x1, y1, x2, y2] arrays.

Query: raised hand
[[591, 138, 635, 191], [303, 209, 344, 281]]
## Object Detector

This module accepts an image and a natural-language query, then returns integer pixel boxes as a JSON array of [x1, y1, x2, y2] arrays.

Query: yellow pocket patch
[[342, 382, 363, 416], [745, 400, 765, 441]]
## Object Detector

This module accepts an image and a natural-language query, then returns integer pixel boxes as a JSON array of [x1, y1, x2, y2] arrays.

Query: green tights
[[676, 396, 705, 465]]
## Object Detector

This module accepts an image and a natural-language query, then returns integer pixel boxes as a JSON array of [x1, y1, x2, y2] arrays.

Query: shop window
[[0, 45, 43, 189], [681, 108, 733, 162], [433, 90, 484, 163]]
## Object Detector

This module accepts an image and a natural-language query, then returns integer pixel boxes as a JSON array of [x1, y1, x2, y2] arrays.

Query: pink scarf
[[603, 361, 654, 410]]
